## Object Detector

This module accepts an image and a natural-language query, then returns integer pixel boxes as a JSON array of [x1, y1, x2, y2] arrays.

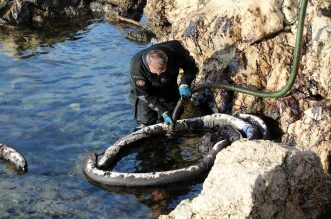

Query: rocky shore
[[147, 0, 330, 217], [1, 0, 330, 218], [0, 0, 146, 26]]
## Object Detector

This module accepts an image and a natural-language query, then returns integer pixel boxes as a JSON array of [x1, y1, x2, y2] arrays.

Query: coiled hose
[[170, 0, 308, 133]]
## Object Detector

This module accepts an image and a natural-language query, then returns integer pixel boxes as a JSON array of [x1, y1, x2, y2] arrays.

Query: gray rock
[[160, 140, 331, 218]]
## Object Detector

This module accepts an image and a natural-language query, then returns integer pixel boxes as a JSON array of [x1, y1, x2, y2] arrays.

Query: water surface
[[0, 19, 203, 218]]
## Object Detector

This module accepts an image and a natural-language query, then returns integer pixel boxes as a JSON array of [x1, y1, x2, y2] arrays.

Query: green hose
[[194, 0, 308, 98], [170, 0, 308, 132]]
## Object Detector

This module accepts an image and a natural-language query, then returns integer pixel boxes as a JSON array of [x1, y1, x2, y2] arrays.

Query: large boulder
[[160, 140, 331, 218]]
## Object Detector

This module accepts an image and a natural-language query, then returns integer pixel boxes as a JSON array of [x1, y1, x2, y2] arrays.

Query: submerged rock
[[160, 140, 331, 218], [125, 29, 154, 43], [196, 125, 242, 153]]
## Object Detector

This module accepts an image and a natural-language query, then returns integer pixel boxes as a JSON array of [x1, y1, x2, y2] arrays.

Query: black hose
[[84, 113, 259, 187], [84, 139, 229, 187]]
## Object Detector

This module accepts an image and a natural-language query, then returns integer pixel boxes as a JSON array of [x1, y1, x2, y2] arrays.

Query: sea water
[[0, 19, 203, 218]]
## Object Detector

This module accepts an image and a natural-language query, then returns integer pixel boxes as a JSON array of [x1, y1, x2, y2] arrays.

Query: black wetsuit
[[129, 40, 198, 126]]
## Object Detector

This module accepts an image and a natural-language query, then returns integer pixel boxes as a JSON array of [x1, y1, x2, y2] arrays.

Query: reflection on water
[[0, 18, 94, 58], [113, 132, 207, 173], [0, 18, 203, 218]]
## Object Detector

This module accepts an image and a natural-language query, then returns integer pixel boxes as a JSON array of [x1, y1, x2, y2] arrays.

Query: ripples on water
[[0, 19, 203, 218]]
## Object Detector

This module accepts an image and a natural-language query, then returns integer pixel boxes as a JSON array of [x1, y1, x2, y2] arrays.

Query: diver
[[129, 40, 198, 130]]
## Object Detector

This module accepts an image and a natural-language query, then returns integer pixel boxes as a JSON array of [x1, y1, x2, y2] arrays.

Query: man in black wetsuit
[[129, 40, 198, 130]]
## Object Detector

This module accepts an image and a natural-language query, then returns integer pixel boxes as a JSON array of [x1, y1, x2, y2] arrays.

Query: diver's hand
[[162, 112, 173, 126], [179, 84, 192, 98]]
